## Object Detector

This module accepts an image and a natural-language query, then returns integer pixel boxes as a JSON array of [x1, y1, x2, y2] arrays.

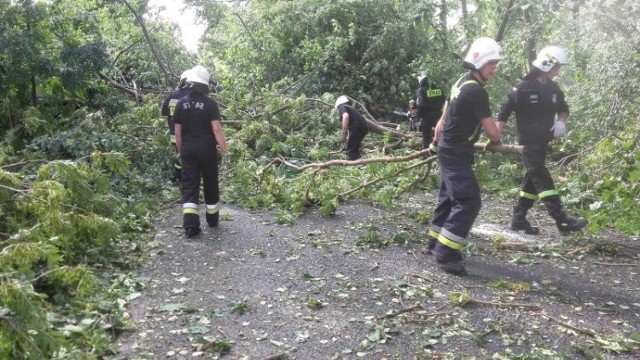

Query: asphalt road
[[111, 196, 640, 359]]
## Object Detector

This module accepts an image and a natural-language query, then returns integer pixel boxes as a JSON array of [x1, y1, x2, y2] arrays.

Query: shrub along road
[[112, 194, 640, 359]]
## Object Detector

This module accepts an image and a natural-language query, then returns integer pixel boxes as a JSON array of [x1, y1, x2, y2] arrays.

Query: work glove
[[550, 120, 566, 138], [428, 141, 438, 156], [483, 139, 502, 152]]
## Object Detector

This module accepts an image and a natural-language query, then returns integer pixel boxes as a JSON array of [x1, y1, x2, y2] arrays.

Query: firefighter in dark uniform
[[428, 38, 505, 275], [497, 46, 587, 235], [161, 68, 193, 183], [174, 65, 229, 238], [411, 75, 446, 150], [335, 95, 369, 160]]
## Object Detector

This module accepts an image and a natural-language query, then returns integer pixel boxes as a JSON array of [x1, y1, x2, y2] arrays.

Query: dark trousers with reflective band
[[517, 142, 561, 210], [429, 144, 481, 250], [181, 137, 219, 229], [345, 125, 368, 160]]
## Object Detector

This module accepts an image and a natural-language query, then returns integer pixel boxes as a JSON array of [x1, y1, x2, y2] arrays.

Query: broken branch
[[378, 302, 423, 320], [468, 298, 541, 310], [592, 261, 639, 267], [542, 313, 596, 336]]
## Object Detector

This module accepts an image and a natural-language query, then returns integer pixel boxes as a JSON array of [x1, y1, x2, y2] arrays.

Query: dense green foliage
[[0, 0, 639, 358]]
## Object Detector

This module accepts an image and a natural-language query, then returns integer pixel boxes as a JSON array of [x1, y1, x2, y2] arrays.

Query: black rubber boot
[[432, 242, 466, 275], [426, 236, 436, 254], [206, 213, 219, 227], [552, 211, 588, 235], [183, 213, 201, 237], [185, 227, 202, 238], [547, 203, 588, 235], [510, 205, 539, 235]]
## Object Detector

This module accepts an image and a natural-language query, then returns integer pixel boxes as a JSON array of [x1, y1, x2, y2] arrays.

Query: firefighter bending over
[[335, 95, 369, 160]]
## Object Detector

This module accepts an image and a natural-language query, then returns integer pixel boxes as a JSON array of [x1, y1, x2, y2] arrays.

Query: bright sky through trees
[[147, 0, 205, 53]]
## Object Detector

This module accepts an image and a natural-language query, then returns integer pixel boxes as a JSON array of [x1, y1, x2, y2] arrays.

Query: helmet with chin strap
[[532, 46, 569, 73], [463, 37, 505, 70], [187, 65, 210, 85], [334, 95, 350, 109], [180, 69, 191, 82], [178, 68, 192, 88]]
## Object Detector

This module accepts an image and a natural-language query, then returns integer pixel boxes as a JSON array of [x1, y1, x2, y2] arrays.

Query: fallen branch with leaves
[[273, 142, 523, 172]]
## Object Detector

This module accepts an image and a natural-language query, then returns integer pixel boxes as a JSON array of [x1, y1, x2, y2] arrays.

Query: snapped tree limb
[[274, 143, 523, 172]]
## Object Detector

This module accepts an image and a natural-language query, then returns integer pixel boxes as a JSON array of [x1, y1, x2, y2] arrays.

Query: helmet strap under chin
[[471, 70, 487, 84]]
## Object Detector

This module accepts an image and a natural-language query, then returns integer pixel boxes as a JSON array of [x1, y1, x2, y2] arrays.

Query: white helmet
[[179, 69, 191, 81], [334, 95, 350, 109], [463, 37, 505, 70], [532, 46, 569, 72], [418, 75, 429, 87], [187, 65, 210, 85]]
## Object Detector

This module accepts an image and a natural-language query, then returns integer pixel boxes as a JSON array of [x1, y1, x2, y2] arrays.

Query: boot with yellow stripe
[[510, 204, 539, 235], [426, 229, 439, 254], [205, 203, 220, 227], [546, 199, 588, 235], [432, 236, 466, 275], [183, 202, 202, 238]]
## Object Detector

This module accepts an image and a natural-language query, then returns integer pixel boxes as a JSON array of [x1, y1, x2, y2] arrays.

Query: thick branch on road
[[274, 143, 523, 172], [274, 149, 433, 172]]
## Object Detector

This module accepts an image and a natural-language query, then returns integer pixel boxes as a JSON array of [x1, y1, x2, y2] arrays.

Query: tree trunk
[[439, 0, 449, 52], [121, 0, 173, 83], [522, 8, 537, 64], [495, 0, 516, 43]]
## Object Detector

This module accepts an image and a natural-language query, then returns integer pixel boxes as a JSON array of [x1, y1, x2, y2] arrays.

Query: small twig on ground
[[409, 273, 433, 282], [592, 239, 640, 251], [216, 327, 228, 339], [377, 302, 423, 320], [406, 311, 453, 323], [406, 304, 452, 323], [264, 352, 288, 360], [542, 313, 596, 336], [592, 261, 639, 267], [162, 197, 181, 208], [565, 245, 592, 255], [495, 242, 530, 249], [467, 298, 541, 310]]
